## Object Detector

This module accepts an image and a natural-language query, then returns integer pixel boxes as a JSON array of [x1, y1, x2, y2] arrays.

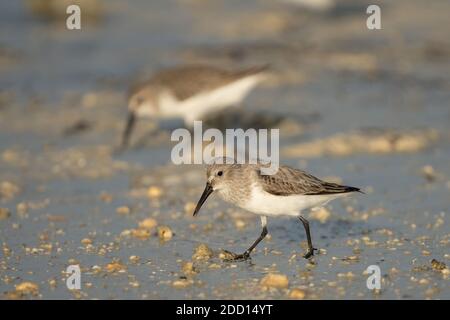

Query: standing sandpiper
[[193, 160, 362, 260], [121, 64, 269, 148]]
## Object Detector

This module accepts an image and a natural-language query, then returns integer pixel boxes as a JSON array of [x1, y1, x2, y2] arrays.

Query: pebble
[[337, 272, 356, 279], [234, 219, 246, 230], [260, 273, 289, 289], [129, 255, 141, 264], [219, 250, 236, 260], [0, 181, 20, 200], [99, 192, 113, 203], [422, 250, 431, 256], [81, 238, 92, 246], [16, 203, 28, 217], [131, 229, 151, 240], [172, 279, 193, 289], [181, 262, 197, 275], [147, 186, 163, 198], [309, 207, 330, 223], [139, 218, 158, 230], [184, 202, 196, 215], [0, 207, 11, 220], [105, 261, 127, 273], [116, 206, 131, 216], [421, 165, 437, 182], [91, 265, 102, 274], [15, 281, 39, 295], [289, 288, 306, 299], [158, 226, 173, 241], [48, 278, 57, 288], [192, 244, 213, 261], [431, 259, 446, 271]]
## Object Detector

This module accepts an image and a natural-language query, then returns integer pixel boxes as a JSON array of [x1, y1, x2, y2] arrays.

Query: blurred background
[[0, 0, 449, 299]]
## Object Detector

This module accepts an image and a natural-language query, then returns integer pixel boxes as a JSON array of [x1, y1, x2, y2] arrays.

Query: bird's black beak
[[193, 182, 213, 216], [120, 111, 136, 149]]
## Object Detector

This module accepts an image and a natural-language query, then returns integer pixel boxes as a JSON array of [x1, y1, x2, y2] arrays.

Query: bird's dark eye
[[217, 171, 223, 177]]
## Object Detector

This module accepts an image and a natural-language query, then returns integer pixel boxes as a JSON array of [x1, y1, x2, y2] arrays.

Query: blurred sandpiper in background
[[0, 0, 449, 299]]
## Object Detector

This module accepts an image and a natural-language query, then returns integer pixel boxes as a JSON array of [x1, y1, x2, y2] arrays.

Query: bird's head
[[193, 160, 241, 216], [120, 86, 159, 149]]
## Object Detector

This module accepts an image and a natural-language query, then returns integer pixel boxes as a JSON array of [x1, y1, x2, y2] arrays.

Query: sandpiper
[[120, 64, 269, 148], [193, 160, 362, 260]]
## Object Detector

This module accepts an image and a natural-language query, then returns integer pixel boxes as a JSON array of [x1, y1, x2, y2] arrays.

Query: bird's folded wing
[[258, 166, 357, 196], [153, 66, 240, 101]]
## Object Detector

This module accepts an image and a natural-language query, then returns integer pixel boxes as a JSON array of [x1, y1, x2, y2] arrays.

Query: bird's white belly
[[160, 74, 264, 124], [240, 185, 344, 217]]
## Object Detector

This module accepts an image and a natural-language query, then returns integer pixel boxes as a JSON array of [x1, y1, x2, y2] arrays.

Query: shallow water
[[0, 0, 449, 299]]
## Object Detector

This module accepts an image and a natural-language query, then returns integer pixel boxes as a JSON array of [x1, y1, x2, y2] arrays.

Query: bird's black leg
[[223, 216, 268, 261], [298, 216, 317, 259]]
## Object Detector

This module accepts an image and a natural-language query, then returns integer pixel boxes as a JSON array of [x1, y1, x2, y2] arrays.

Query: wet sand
[[0, 0, 449, 299]]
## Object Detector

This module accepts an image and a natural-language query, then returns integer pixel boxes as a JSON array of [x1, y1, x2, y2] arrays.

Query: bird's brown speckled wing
[[258, 165, 360, 196], [147, 65, 268, 101]]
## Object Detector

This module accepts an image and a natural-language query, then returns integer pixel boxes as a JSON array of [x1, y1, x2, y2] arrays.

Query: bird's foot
[[221, 250, 250, 261], [303, 247, 318, 259]]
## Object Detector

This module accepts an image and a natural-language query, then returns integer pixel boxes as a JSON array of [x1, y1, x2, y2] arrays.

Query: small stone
[[138, 218, 158, 230], [328, 281, 337, 287], [219, 250, 236, 260], [184, 202, 196, 215], [181, 262, 197, 276], [105, 260, 126, 273], [172, 279, 193, 288], [120, 229, 132, 237], [390, 267, 399, 275], [0, 208, 11, 220], [342, 255, 359, 262], [157, 226, 173, 241], [47, 215, 67, 222], [309, 207, 331, 223], [131, 229, 151, 240], [289, 288, 306, 299], [147, 186, 162, 198], [129, 255, 140, 264], [81, 238, 92, 246], [16, 203, 28, 216], [192, 244, 213, 261], [0, 181, 20, 200], [421, 165, 437, 182], [100, 192, 113, 203], [3, 244, 12, 256], [234, 219, 246, 230], [260, 273, 289, 289], [48, 278, 57, 288], [92, 265, 102, 274], [116, 206, 130, 215], [337, 271, 356, 279], [431, 259, 446, 271], [15, 281, 39, 295]]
